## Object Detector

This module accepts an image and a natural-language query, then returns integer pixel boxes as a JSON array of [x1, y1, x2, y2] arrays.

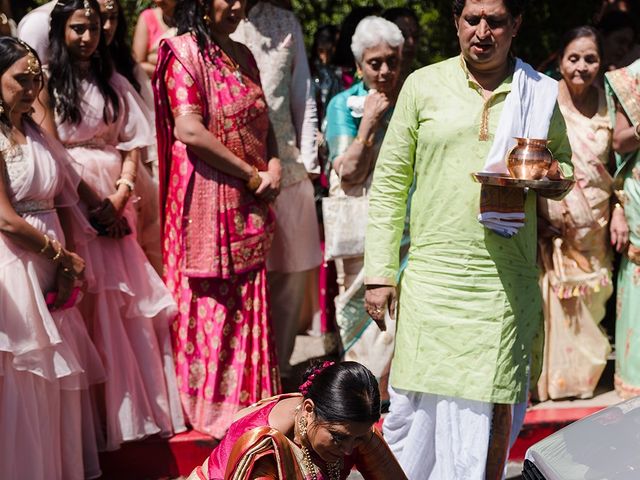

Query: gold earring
[[0, 101, 4, 116], [299, 416, 308, 437], [203, 13, 211, 24]]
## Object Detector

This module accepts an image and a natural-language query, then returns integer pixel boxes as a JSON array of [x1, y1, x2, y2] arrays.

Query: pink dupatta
[[154, 33, 273, 279]]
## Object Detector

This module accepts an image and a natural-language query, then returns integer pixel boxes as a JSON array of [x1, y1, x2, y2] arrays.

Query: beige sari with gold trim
[[537, 89, 614, 400]]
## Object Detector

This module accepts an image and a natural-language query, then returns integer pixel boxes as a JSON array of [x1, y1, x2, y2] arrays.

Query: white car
[[523, 396, 640, 479]]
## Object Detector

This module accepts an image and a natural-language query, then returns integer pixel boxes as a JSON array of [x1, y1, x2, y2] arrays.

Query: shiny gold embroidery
[[188, 360, 206, 388], [173, 104, 203, 118], [176, 86, 188, 102], [234, 210, 246, 236], [179, 327, 188, 340], [204, 320, 214, 334], [251, 351, 260, 364], [204, 386, 214, 399], [252, 325, 261, 338], [479, 101, 491, 141], [219, 367, 238, 397]]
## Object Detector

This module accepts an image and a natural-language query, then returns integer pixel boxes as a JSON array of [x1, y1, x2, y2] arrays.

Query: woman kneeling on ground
[[188, 361, 407, 479]]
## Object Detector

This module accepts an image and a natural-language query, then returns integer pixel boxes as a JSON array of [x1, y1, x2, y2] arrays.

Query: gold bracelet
[[51, 240, 63, 262], [39, 234, 50, 254], [634, 124, 640, 142], [246, 166, 262, 192], [354, 135, 374, 147], [115, 177, 135, 192]]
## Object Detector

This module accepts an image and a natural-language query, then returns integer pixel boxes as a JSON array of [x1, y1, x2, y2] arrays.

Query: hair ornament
[[83, 0, 92, 16], [104, 0, 115, 10], [16, 40, 42, 76], [299, 361, 335, 395]]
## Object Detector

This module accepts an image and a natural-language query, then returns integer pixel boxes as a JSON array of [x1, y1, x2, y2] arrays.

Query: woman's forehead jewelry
[[104, 0, 115, 10], [16, 40, 42, 76], [25, 51, 42, 76], [84, 0, 92, 16]]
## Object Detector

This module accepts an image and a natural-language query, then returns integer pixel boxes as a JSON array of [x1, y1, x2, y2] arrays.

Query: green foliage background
[[34, 0, 609, 68]]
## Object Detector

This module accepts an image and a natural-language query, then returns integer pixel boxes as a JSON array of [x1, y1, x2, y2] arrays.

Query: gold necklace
[[300, 444, 341, 480], [295, 411, 342, 480]]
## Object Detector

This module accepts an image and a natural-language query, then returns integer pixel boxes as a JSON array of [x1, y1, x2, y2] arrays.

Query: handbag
[[322, 167, 368, 262]]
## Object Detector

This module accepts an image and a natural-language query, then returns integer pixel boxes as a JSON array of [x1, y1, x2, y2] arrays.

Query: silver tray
[[471, 172, 574, 192]]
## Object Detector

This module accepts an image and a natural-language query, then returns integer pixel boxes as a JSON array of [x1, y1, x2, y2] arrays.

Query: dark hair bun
[[299, 361, 380, 425]]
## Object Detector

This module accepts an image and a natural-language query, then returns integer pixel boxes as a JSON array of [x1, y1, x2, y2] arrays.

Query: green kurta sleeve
[[364, 76, 418, 286]]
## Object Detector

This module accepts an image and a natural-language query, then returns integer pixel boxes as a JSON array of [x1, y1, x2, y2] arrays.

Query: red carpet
[[98, 406, 604, 478]]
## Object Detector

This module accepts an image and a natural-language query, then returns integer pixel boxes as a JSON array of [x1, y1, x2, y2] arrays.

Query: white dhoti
[[384, 386, 527, 480]]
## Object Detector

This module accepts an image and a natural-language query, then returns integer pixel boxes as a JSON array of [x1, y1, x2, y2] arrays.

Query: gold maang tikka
[[83, 0, 92, 16], [17, 40, 42, 76], [25, 51, 42, 76], [104, 0, 115, 10]]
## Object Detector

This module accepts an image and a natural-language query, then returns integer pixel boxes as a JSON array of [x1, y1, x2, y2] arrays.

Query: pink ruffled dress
[[55, 73, 186, 450], [0, 121, 106, 480]]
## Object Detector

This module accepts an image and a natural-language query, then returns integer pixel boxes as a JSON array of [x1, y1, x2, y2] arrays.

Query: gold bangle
[[39, 234, 50, 254], [115, 177, 135, 192], [634, 124, 640, 142], [246, 166, 261, 192], [354, 135, 374, 147], [51, 240, 63, 262]]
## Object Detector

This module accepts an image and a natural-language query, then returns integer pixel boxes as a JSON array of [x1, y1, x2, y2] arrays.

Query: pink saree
[[186, 394, 408, 480], [154, 34, 280, 438]]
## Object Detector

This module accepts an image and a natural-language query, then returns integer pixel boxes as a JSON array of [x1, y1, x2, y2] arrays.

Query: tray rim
[[471, 171, 574, 191]]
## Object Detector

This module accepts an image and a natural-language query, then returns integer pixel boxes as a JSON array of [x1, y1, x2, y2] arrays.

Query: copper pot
[[506, 137, 553, 180]]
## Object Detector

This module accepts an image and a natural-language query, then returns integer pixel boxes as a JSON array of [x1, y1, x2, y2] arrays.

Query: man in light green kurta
[[363, 54, 573, 476], [365, 54, 573, 402]]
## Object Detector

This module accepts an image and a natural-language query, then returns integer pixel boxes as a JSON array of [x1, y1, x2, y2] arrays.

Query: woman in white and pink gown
[[0, 38, 105, 480], [35, 0, 185, 451]]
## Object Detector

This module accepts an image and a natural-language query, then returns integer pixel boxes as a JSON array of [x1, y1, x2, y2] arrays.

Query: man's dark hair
[[452, 0, 527, 17]]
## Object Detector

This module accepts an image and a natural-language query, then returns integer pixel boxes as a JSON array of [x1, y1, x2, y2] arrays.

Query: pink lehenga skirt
[[169, 270, 280, 439]]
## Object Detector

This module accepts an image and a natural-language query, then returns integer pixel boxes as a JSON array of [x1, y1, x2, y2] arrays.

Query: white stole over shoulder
[[478, 59, 558, 237], [482, 58, 559, 173]]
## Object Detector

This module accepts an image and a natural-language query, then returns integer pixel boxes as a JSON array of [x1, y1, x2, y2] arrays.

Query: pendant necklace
[[221, 46, 244, 87]]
